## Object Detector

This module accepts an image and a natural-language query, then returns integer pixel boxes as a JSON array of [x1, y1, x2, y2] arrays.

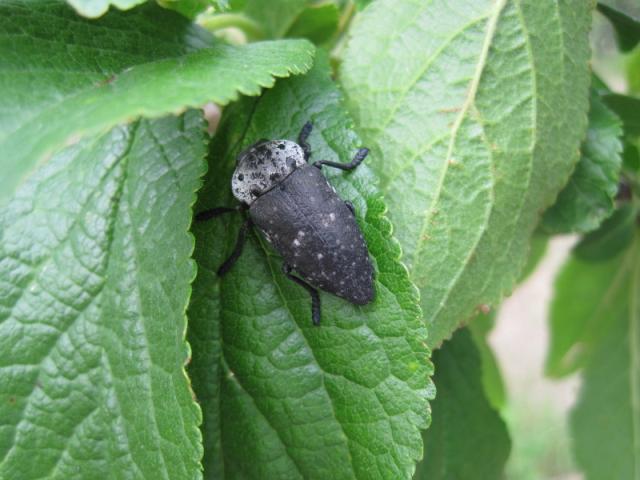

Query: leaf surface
[[541, 92, 623, 233], [286, 2, 340, 45], [0, 0, 314, 203], [546, 205, 637, 377], [340, 0, 592, 347], [567, 231, 640, 479], [157, 0, 214, 20], [243, 0, 308, 38], [0, 112, 207, 479], [604, 93, 640, 140], [469, 312, 507, 411], [188, 53, 433, 480], [597, 3, 640, 52], [415, 328, 510, 479]]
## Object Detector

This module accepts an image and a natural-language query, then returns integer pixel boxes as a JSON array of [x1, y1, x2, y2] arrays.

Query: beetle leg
[[313, 147, 369, 171], [282, 263, 321, 326], [344, 201, 355, 215], [218, 217, 253, 276], [195, 206, 241, 222], [298, 121, 313, 161]]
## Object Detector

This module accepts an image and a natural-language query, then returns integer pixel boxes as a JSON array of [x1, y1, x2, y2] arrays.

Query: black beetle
[[196, 122, 374, 325]]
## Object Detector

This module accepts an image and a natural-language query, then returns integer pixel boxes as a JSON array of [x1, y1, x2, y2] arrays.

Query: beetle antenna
[[196, 206, 242, 222], [313, 147, 369, 171]]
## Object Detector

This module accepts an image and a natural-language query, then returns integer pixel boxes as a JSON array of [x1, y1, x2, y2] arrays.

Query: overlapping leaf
[[158, 0, 216, 20], [340, 0, 592, 347], [542, 92, 623, 233], [415, 329, 510, 479], [551, 226, 640, 479], [546, 205, 636, 377], [571, 281, 640, 480], [243, 0, 308, 38], [0, 0, 315, 203], [604, 94, 640, 140], [286, 2, 340, 45], [597, 3, 640, 52], [468, 312, 507, 411], [188, 53, 433, 479], [0, 111, 206, 479]]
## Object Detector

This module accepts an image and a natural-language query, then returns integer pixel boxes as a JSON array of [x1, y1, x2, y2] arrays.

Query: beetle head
[[232, 140, 306, 204]]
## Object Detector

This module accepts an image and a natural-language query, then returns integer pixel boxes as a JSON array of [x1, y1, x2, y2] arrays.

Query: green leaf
[[591, 74, 611, 95], [520, 232, 549, 282], [0, 111, 206, 478], [469, 312, 507, 411], [624, 142, 640, 172], [340, 0, 592, 347], [354, 0, 373, 10], [628, 47, 640, 95], [188, 52, 434, 479], [546, 206, 636, 378], [158, 0, 214, 19], [598, 90, 640, 173], [415, 328, 511, 479], [597, 3, 640, 52], [286, 2, 340, 45], [574, 204, 636, 261], [243, 0, 308, 38], [541, 92, 624, 234], [0, 0, 315, 204], [569, 232, 640, 480], [604, 93, 640, 140], [468, 231, 548, 411]]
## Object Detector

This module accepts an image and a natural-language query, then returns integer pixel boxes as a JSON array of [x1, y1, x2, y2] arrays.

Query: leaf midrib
[[374, 13, 490, 138], [414, 0, 508, 324]]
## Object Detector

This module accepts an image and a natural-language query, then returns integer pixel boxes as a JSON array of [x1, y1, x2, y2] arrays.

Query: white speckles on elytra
[[245, 162, 374, 305]]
